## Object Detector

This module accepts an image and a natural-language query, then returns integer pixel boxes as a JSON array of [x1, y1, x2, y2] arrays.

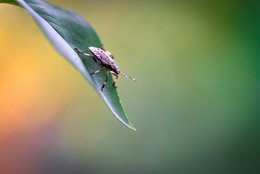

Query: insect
[[74, 47, 137, 91]]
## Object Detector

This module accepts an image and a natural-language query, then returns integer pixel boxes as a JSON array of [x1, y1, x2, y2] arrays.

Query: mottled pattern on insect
[[74, 47, 137, 91]]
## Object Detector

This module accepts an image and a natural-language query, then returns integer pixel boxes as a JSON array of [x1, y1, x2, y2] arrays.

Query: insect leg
[[92, 57, 98, 63], [74, 48, 90, 56], [101, 71, 109, 91], [74, 47, 102, 65], [113, 75, 119, 88], [74, 48, 81, 54], [90, 67, 104, 75], [110, 71, 119, 88]]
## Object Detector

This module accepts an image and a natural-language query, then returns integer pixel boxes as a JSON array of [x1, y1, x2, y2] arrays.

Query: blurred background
[[0, 0, 259, 173]]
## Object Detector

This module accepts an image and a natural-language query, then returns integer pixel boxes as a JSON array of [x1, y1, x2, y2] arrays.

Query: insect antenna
[[74, 48, 90, 56], [121, 72, 137, 83]]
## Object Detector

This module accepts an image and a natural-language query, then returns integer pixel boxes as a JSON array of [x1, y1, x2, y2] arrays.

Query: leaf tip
[[126, 123, 137, 131]]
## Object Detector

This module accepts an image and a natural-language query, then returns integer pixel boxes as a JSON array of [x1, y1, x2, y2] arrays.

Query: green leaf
[[9, 0, 136, 130], [0, 0, 18, 5]]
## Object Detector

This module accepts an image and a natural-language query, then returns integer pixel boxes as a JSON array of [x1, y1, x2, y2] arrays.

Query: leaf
[[0, 0, 18, 5], [3, 0, 136, 130]]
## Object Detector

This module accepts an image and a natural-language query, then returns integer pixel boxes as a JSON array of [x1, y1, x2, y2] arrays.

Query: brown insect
[[74, 47, 137, 91]]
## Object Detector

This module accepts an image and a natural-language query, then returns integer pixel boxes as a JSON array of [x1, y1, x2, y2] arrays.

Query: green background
[[0, 0, 259, 173]]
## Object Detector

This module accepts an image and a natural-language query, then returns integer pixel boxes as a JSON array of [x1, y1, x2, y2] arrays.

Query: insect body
[[89, 47, 120, 74], [74, 47, 137, 91]]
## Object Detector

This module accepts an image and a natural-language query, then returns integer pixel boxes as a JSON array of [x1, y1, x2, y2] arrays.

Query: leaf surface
[[1, 0, 135, 130]]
